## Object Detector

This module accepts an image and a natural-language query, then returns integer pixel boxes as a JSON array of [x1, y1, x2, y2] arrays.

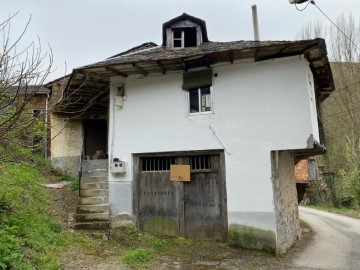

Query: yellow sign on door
[[170, 165, 191, 182]]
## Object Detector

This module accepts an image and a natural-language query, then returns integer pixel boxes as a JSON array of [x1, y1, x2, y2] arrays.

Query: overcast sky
[[2, 0, 359, 82]]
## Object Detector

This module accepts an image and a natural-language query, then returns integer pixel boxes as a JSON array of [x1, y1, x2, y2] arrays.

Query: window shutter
[[182, 69, 213, 90]]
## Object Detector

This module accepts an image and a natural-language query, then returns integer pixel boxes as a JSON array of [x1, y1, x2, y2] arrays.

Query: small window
[[141, 156, 177, 172], [172, 27, 197, 48], [188, 86, 212, 114]]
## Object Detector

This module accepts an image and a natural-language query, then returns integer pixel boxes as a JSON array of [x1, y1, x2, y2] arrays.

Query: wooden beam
[[255, 45, 291, 62], [179, 59, 187, 72], [229, 51, 234, 64], [203, 56, 211, 68], [105, 66, 128, 78], [132, 63, 148, 76], [78, 70, 109, 81], [157, 61, 166, 74]]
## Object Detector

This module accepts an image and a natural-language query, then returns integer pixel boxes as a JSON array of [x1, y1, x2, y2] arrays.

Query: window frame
[[187, 86, 213, 115], [172, 29, 184, 48]]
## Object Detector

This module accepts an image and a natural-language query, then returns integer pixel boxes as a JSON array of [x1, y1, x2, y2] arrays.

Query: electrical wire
[[323, 105, 360, 120], [295, 1, 311, 12], [330, 80, 360, 94], [310, 1, 360, 52]]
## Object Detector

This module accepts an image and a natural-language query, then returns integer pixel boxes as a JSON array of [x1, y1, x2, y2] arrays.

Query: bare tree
[[0, 13, 53, 163]]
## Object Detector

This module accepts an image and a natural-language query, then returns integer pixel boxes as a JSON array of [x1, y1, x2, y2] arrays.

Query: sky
[[1, 0, 359, 82]]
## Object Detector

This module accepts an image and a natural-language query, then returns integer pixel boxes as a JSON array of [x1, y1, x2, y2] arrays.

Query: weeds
[[0, 163, 72, 269], [123, 248, 154, 266]]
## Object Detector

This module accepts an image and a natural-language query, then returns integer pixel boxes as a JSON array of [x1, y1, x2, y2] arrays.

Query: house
[[50, 13, 334, 254], [4, 85, 53, 157], [295, 157, 317, 203]]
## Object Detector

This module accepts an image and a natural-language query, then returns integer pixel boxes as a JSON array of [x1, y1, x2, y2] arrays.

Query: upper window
[[189, 86, 212, 114], [172, 27, 197, 48]]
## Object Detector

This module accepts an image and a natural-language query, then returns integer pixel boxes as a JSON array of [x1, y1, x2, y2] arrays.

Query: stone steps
[[77, 204, 109, 214], [75, 212, 109, 222], [81, 182, 109, 190], [80, 189, 109, 197], [75, 159, 110, 231], [78, 196, 109, 205]]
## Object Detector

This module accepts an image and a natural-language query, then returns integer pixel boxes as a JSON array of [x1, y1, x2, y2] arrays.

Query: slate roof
[[81, 40, 299, 69], [55, 38, 335, 116]]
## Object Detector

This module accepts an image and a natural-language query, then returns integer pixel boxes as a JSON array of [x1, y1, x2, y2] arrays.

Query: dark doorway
[[84, 119, 107, 158]]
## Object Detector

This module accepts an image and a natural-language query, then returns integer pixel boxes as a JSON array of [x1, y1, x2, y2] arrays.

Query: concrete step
[[75, 212, 109, 222], [82, 160, 108, 170], [80, 189, 109, 197], [74, 222, 109, 230], [77, 204, 109, 214], [82, 159, 108, 166], [81, 176, 108, 183], [82, 169, 108, 177], [81, 182, 109, 190], [78, 196, 109, 205]]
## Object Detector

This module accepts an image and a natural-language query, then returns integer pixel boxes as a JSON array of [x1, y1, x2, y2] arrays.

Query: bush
[[340, 196, 354, 208]]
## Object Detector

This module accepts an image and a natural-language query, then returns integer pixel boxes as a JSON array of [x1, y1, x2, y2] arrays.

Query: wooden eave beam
[[78, 70, 109, 81], [132, 63, 148, 76], [179, 59, 188, 72], [203, 56, 211, 68], [229, 51, 234, 64], [255, 45, 290, 62], [105, 66, 128, 78], [157, 61, 166, 74]]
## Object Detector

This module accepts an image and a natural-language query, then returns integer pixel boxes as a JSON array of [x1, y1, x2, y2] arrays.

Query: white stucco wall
[[108, 56, 318, 230]]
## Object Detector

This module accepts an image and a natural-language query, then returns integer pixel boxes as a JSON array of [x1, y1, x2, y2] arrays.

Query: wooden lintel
[[229, 51, 234, 64], [105, 66, 128, 78], [157, 61, 166, 74], [132, 63, 148, 76]]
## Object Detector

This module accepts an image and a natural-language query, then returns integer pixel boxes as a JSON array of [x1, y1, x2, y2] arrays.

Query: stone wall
[[50, 114, 83, 176], [271, 151, 300, 255]]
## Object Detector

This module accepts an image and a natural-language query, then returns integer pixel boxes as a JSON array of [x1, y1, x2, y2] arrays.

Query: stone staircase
[[74, 159, 109, 230]]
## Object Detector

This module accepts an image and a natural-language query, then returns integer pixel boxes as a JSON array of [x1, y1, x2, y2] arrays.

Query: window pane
[[173, 40, 182, 47], [189, 89, 199, 113], [173, 30, 182, 38], [200, 87, 211, 112]]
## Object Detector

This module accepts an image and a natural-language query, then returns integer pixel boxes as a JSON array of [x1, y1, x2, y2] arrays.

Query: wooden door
[[134, 151, 227, 241]]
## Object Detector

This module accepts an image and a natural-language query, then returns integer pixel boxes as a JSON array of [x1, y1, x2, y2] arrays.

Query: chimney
[[251, 5, 260, 41]]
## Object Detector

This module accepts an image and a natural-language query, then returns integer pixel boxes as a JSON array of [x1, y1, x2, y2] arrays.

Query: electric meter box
[[110, 161, 126, 173]]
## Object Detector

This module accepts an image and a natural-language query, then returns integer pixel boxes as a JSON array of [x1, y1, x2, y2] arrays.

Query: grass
[[305, 204, 360, 219], [120, 228, 167, 266], [0, 162, 84, 270]]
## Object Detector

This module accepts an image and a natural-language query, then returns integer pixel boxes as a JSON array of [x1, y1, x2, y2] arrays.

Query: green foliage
[[123, 248, 154, 266], [60, 172, 79, 191], [117, 228, 167, 266], [336, 167, 360, 206], [0, 163, 70, 269]]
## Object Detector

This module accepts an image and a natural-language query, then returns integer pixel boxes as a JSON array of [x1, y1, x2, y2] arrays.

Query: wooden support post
[[106, 66, 128, 78], [133, 63, 148, 76]]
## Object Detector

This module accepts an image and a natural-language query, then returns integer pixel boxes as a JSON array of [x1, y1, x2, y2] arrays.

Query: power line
[[310, 1, 360, 52], [324, 102, 360, 120], [331, 80, 360, 94], [295, 1, 311, 12]]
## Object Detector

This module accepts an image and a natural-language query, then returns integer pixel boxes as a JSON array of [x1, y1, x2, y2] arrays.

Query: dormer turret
[[162, 13, 209, 48]]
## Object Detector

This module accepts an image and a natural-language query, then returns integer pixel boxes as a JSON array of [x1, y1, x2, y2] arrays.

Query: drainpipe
[[252, 5, 260, 41]]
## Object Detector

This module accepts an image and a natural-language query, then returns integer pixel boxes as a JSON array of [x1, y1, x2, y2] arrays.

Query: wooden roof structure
[[54, 38, 334, 117]]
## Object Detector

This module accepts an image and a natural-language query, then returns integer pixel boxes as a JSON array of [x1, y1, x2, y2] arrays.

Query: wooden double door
[[133, 151, 227, 241]]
